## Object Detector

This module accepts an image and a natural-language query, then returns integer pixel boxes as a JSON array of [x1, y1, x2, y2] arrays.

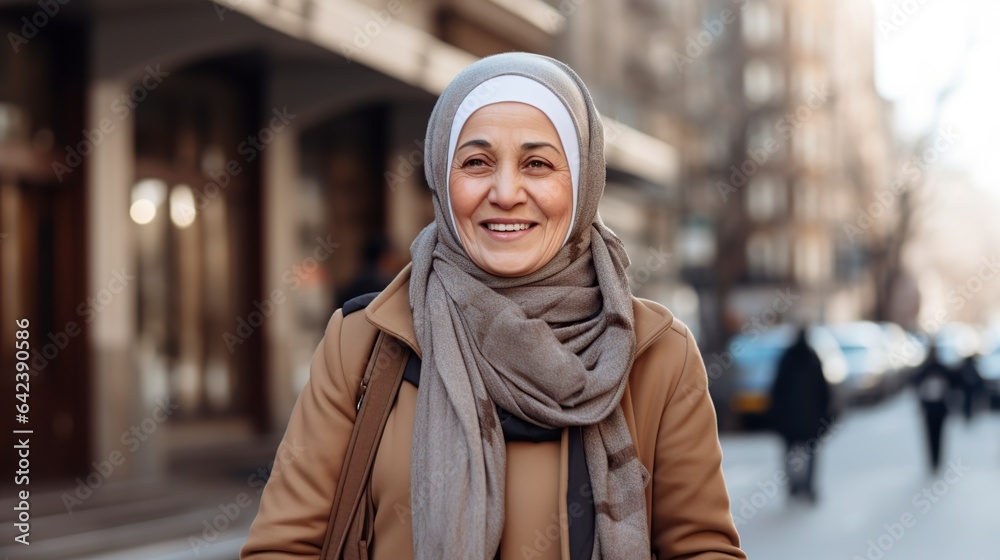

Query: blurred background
[[0, 0, 998, 558]]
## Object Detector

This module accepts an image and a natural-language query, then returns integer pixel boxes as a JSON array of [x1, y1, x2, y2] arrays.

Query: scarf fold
[[408, 52, 651, 560], [401, 353, 595, 559]]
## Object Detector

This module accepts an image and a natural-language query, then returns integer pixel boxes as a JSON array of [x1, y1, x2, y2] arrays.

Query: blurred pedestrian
[[957, 354, 985, 423], [911, 343, 955, 472], [769, 327, 831, 503], [335, 234, 396, 309]]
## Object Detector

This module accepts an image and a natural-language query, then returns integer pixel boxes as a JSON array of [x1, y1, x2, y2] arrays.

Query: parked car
[[877, 322, 926, 393], [722, 324, 848, 429], [827, 322, 894, 404], [934, 323, 981, 368]]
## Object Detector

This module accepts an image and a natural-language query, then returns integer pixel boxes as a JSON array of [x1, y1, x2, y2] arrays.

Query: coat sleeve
[[650, 325, 746, 559], [241, 310, 371, 559]]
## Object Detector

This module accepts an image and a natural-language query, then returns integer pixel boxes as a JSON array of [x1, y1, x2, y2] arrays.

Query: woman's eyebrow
[[457, 139, 492, 150], [522, 141, 560, 153]]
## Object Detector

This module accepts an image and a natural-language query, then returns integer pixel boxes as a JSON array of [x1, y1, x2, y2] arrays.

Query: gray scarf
[[409, 53, 650, 559]]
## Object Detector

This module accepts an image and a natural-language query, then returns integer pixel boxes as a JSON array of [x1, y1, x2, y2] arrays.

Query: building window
[[747, 230, 789, 280], [679, 216, 716, 268], [745, 114, 784, 165], [746, 174, 786, 221], [744, 58, 784, 105], [742, 1, 782, 47]]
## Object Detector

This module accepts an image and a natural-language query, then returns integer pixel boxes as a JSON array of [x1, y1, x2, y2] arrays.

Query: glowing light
[[129, 178, 167, 225], [170, 184, 196, 228], [129, 199, 157, 224]]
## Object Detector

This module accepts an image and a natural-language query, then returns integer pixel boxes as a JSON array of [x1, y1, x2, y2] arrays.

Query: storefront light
[[129, 178, 167, 225], [170, 184, 196, 228], [129, 199, 157, 224]]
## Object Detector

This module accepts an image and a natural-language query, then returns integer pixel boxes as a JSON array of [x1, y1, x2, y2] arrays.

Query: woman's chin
[[474, 253, 546, 277]]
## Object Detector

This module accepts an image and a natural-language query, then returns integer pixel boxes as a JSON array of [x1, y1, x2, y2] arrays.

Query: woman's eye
[[526, 160, 550, 169], [463, 158, 487, 167]]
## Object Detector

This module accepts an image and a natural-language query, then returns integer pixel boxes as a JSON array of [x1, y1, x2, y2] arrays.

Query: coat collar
[[365, 263, 675, 360]]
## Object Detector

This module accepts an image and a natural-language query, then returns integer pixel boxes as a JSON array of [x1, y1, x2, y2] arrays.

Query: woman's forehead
[[457, 102, 560, 139]]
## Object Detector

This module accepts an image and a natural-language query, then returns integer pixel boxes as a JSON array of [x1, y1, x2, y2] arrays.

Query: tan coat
[[241, 265, 745, 559]]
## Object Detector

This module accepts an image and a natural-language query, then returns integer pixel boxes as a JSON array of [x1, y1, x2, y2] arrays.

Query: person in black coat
[[769, 327, 832, 503], [957, 354, 985, 423], [335, 235, 396, 310], [911, 343, 956, 471]]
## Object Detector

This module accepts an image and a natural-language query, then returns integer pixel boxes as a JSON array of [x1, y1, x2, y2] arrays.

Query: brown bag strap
[[320, 331, 409, 559]]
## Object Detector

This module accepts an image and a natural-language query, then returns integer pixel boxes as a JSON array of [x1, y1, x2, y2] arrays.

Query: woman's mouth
[[481, 221, 537, 240], [486, 223, 531, 232]]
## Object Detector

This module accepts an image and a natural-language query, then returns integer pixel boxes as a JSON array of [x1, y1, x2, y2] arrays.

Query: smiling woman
[[242, 52, 746, 560]]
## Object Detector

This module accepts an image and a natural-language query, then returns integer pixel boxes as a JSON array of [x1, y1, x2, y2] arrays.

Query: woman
[[242, 53, 745, 560]]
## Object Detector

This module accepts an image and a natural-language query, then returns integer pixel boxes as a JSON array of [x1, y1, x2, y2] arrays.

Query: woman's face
[[449, 102, 574, 277]]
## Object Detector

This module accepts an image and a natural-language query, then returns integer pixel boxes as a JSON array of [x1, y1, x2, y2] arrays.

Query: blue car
[[718, 324, 847, 429]]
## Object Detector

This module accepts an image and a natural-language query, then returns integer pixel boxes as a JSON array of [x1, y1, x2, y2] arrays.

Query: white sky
[[871, 0, 1000, 193]]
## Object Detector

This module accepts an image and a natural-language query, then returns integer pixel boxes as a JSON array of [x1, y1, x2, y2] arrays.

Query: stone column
[[262, 122, 301, 430], [87, 78, 157, 480]]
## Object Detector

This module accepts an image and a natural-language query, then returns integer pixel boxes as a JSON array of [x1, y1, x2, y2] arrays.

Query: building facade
[[646, 0, 892, 348], [0, 0, 679, 487]]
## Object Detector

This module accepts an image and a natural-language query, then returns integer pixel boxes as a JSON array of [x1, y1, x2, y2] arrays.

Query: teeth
[[486, 223, 531, 232]]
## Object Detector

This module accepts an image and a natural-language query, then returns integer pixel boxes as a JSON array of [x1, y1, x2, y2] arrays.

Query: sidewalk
[[720, 391, 1000, 560], [0, 475, 256, 560]]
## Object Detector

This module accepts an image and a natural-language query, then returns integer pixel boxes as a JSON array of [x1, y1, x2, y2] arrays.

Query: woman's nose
[[487, 164, 527, 209]]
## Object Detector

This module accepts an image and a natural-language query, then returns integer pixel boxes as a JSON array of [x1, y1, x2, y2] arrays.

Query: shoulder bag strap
[[320, 331, 410, 559]]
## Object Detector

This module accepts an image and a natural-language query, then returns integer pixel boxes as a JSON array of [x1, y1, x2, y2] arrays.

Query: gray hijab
[[409, 52, 650, 559]]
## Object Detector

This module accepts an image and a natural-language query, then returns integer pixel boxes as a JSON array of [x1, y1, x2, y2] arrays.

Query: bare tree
[[868, 39, 973, 324]]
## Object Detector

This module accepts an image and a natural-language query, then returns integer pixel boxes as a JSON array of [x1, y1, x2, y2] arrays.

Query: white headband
[[445, 75, 580, 248]]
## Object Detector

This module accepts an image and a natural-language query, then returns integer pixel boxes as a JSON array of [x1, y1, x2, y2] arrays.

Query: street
[[720, 391, 1000, 559]]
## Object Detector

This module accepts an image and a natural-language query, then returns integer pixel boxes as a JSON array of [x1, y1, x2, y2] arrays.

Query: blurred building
[[616, 0, 895, 347], [0, 0, 677, 515]]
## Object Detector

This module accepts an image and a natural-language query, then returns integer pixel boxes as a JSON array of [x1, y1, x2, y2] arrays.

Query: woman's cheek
[[450, 178, 480, 218], [535, 180, 573, 217]]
